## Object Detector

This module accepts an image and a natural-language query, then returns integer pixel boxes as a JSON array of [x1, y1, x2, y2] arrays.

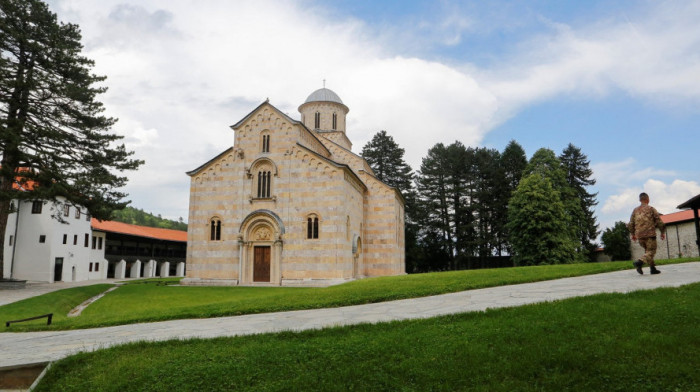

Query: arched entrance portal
[[239, 210, 285, 285]]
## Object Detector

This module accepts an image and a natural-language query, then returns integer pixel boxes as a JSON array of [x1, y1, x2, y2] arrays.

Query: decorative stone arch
[[248, 158, 278, 199], [305, 212, 321, 239], [238, 210, 285, 285], [209, 215, 222, 241], [352, 234, 363, 278]]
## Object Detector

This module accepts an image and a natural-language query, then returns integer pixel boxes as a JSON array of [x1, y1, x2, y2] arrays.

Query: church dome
[[304, 88, 344, 105]]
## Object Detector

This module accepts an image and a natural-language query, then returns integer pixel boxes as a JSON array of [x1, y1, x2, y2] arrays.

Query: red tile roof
[[91, 219, 187, 242], [661, 209, 697, 225]]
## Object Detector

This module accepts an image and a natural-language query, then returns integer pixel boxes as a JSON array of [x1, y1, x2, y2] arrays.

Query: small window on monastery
[[92, 236, 97, 249], [98, 237, 103, 250], [95, 262, 99, 272], [314, 112, 320, 129], [262, 134, 270, 153], [257, 171, 271, 198], [9, 235, 14, 246], [73, 235, 78, 245], [32, 201, 42, 214], [210, 218, 222, 241], [39, 235, 46, 243], [89, 262, 93, 272], [332, 113, 337, 130], [63, 234, 67, 244], [84, 233, 89, 247], [64, 205, 70, 217], [75, 208, 81, 219], [307, 215, 319, 239]]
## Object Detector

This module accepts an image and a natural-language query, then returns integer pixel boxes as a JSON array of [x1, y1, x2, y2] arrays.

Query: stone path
[[1, 262, 700, 369], [0, 279, 120, 307]]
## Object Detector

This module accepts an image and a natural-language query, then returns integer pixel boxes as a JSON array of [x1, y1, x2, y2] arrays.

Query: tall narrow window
[[31, 201, 42, 214], [332, 113, 337, 130], [257, 171, 271, 198], [98, 237, 103, 250], [92, 236, 97, 249], [73, 235, 78, 245], [314, 112, 320, 129], [307, 215, 319, 239], [63, 234, 67, 244], [262, 135, 270, 153], [210, 218, 221, 241], [84, 233, 89, 247], [64, 205, 70, 217], [75, 208, 81, 219]]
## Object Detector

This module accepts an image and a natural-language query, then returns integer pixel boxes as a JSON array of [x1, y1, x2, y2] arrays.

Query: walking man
[[628, 192, 666, 275]]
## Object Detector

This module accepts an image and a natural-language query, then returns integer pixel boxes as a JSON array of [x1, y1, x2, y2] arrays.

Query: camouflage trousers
[[638, 237, 657, 266]]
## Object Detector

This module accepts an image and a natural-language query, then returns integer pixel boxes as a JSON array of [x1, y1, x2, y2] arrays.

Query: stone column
[[159, 261, 170, 278], [130, 260, 142, 279], [114, 260, 126, 279], [176, 262, 185, 277]]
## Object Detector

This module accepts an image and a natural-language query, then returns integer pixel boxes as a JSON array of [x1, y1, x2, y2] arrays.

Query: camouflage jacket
[[628, 204, 666, 238]]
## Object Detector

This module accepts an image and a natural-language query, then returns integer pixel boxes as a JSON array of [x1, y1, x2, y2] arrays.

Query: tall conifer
[[0, 0, 142, 278]]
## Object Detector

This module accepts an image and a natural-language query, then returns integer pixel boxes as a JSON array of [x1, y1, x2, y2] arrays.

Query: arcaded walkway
[[1, 263, 700, 368]]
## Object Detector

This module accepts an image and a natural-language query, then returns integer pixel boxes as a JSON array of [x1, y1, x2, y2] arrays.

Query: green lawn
[[1, 258, 696, 332], [35, 282, 700, 391]]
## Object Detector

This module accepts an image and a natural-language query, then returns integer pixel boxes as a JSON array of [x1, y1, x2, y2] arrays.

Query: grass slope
[[1, 259, 696, 332], [36, 282, 700, 391]]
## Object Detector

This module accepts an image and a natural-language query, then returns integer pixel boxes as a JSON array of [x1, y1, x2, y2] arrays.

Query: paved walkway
[[0, 279, 129, 307], [2, 262, 700, 368]]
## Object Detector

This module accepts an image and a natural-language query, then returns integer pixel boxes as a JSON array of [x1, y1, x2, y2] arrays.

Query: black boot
[[633, 260, 644, 275], [650, 266, 661, 275]]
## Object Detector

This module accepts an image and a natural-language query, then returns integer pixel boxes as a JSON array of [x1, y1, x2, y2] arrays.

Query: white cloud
[[592, 158, 676, 186], [483, 0, 700, 119], [602, 179, 700, 215], [44, 0, 700, 221]]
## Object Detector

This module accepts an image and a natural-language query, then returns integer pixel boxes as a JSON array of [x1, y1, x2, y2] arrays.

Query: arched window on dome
[[332, 113, 337, 130], [314, 112, 320, 129], [306, 214, 319, 239], [210, 217, 222, 241]]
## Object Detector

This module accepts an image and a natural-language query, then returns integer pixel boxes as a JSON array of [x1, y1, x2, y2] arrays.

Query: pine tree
[[360, 130, 414, 193], [601, 221, 632, 261], [0, 0, 142, 278], [559, 144, 599, 261], [416, 143, 455, 269], [496, 140, 527, 255]]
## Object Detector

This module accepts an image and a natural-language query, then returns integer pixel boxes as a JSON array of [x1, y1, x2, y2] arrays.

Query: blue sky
[[47, 0, 700, 236]]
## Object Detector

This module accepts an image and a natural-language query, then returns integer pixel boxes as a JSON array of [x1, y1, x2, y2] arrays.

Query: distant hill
[[111, 206, 187, 231]]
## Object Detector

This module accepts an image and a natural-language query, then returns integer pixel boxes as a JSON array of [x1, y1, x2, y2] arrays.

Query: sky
[[45, 0, 700, 237]]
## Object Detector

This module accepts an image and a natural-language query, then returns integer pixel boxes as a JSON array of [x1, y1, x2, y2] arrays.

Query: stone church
[[182, 88, 405, 286]]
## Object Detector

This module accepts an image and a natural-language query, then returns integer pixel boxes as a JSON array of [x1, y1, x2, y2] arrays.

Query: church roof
[[304, 88, 344, 105]]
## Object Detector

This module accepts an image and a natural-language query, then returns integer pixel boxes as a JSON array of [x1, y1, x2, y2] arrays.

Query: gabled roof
[[186, 147, 234, 177], [91, 219, 187, 242], [295, 143, 367, 192], [661, 209, 697, 225], [229, 100, 331, 157]]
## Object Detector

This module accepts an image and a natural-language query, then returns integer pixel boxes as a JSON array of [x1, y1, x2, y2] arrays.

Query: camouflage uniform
[[628, 204, 666, 265]]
